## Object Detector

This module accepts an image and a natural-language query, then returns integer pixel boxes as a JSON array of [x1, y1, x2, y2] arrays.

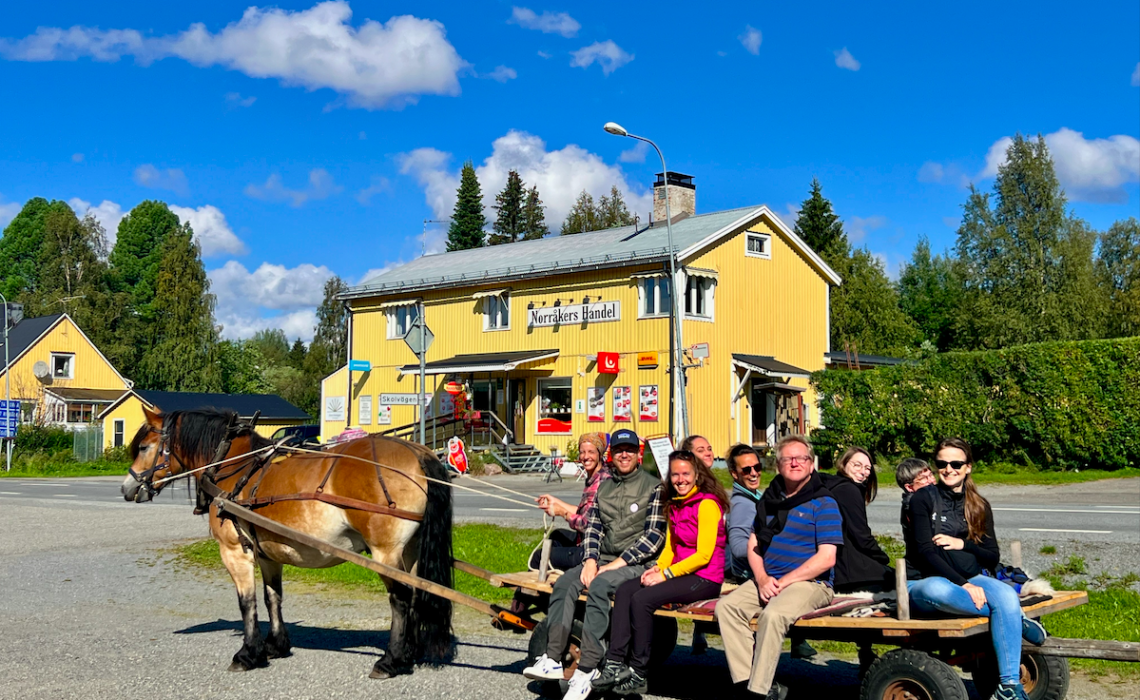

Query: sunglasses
[[735, 465, 760, 475], [935, 459, 968, 471]]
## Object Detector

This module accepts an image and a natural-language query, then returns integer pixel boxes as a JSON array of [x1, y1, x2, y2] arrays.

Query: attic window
[[745, 232, 771, 259], [51, 353, 74, 379]]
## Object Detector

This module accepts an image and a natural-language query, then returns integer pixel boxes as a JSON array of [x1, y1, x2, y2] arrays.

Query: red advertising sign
[[597, 351, 620, 374]]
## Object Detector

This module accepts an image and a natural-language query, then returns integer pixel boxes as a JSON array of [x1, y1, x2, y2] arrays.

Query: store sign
[[380, 393, 430, 406], [528, 300, 620, 328], [637, 351, 659, 369], [597, 351, 619, 374]]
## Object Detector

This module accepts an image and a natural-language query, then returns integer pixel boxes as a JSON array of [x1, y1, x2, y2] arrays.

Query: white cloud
[[771, 203, 799, 230], [1132, 62, 1140, 87], [134, 164, 189, 195], [619, 141, 648, 163], [355, 175, 391, 205], [0, 195, 21, 230], [739, 26, 762, 55], [0, 2, 467, 110], [71, 153, 84, 163], [847, 215, 888, 243], [399, 130, 653, 235], [225, 91, 256, 107], [917, 162, 943, 183], [209, 260, 335, 340], [979, 128, 1140, 203], [570, 40, 633, 75], [834, 47, 860, 71], [245, 168, 342, 206], [508, 7, 580, 37], [537, 50, 551, 59], [486, 65, 518, 82], [68, 198, 125, 247], [168, 204, 248, 257], [917, 161, 970, 188]]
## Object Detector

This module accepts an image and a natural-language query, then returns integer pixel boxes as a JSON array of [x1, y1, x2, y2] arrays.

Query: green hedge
[[811, 337, 1140, 470]]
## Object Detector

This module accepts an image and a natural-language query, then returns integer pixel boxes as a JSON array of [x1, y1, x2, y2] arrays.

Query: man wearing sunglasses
[[725, 444, 764, 582]]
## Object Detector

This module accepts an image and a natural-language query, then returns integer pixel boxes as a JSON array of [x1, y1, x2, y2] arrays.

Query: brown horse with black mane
[[120, 406, 454, 678]]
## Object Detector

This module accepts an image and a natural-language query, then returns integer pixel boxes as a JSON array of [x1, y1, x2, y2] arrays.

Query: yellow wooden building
[[0, 311, 131, 428], [321, 173, 840, 458], [98, 390, 312, 450]]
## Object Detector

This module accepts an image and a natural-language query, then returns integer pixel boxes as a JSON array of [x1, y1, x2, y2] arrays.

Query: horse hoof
[[369, 661, 412, 679], [229, 662, 250, 672], [267, 643, 292, 659]]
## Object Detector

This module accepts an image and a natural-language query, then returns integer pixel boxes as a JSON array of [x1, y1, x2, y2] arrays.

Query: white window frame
[[637, 275, 671, 319], [484, 293, 511, 331], [386, 303, 419, 340], [51, 353, 74, 379], [745, 232, 772, 259], [113, 418, 125, 448], [684, 275, 715, 321]]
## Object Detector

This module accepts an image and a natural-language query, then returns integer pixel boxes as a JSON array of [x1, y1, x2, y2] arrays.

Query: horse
[[120, 405, 454, 678]]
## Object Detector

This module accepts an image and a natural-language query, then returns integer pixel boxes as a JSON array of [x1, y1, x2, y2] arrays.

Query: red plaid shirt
[[566, 464, 613, 535]]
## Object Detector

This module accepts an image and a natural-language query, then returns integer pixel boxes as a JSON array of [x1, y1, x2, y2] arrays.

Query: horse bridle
[[128, 422, 187, 500]]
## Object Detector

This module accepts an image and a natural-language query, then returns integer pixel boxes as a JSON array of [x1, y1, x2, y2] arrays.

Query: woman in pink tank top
[[592, 450, 729, 696]]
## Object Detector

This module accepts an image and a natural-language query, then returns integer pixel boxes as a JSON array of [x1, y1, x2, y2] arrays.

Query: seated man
[[716, 435, 843, 700], [895, 457, 936, 529], [522, 428, 666, 700], [725, 443, 763, 583]]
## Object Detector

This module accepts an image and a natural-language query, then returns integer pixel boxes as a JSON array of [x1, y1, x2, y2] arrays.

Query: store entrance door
[[508, 378, 525, 444]]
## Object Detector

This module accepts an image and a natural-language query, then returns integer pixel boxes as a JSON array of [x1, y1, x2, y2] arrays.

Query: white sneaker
[[563, 668, 599, 700], [522, 653, 564, 681]]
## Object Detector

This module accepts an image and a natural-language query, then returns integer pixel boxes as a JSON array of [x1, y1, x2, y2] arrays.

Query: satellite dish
[[33, 361, 50, 382]]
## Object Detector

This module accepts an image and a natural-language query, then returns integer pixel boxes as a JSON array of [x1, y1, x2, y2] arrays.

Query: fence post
[[1011, 540, 1023, 570], [896, 559, 910, 621]]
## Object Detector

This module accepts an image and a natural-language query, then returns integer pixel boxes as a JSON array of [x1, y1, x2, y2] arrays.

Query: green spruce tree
[[489, 170, 526, 245], [446, 162, 486, 251], [304, 276, 349, 381], [794, 178, 848, 263], [287, 338, 307, 371], [896, 237, 962, 351], [561, 190, 601, 235], [598, 186, 635, 228], [522, 185, 549, 240], [137, 226, 217, 391]]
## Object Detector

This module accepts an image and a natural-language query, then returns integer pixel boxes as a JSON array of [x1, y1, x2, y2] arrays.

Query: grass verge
[[0, 459, 129, 478], [1039, 568, 1140, 679], [176, 523, 545, 606]]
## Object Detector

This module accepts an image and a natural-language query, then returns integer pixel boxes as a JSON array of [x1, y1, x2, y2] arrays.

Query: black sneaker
[[1022, 617, 1048, 646], [592, 659, 630, 693], [765, 681, 789, 700], [612, 668, 648, 696], [790, 639, 817, 659]]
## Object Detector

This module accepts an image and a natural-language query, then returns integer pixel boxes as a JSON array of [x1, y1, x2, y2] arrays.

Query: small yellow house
[[99, 390, 312, 450], [0, 311, 131, 428], [320, 172, 841, 456]]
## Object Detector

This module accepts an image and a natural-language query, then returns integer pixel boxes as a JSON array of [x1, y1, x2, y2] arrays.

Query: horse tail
[[414, 448, 454, 661]]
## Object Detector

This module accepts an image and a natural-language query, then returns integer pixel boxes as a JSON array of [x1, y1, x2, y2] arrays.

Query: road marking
[[53, 494, 78, 498], [0, 491, 20, 495], [1019, 528, 1113, 534], [994, 507, 1137, 515], [1093, 505, 1140, 510], [479, 507, 528, 512]]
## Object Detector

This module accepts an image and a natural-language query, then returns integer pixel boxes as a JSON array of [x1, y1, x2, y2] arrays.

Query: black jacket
[[904, 483, 1000, 584], [819, 473, 893, 591]]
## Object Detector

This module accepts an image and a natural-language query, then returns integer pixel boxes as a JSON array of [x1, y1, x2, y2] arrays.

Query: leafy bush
[[811, 337, 1140, 470], [13, 425, 73, 457]]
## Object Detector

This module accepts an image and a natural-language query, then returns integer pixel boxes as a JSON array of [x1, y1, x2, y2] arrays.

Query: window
[[386, 303, 419, 339], [51, 353, 74, 379], [537, 378, 572, 434], [746, 232, 771, 259], [638, 276, 672, 318], [67, 403, 97, 423], [114, 419, 125, 448], [684, 276, 715, 319], [484, 293, 510, 331]]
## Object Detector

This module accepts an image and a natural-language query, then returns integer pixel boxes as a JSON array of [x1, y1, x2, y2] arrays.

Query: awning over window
[[376, 298, 421, 310], [731, 354, 811, 380], [685, 267, 719, 281], [399, 349, 559, 376], [471, 288, 510, 300], [751, 381, 806, 394], [630, 270, 667, 280]]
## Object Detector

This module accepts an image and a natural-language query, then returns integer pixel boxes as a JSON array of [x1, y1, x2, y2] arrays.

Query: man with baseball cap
[[523, 428, 666, 700]]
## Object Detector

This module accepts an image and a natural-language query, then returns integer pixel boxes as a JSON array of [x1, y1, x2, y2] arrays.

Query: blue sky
[[1, 1, 1137, 341]]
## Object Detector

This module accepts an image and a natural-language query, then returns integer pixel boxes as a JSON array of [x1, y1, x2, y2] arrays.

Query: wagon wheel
[[972, 650, 1070, 700], [859, 649, 968, 700]]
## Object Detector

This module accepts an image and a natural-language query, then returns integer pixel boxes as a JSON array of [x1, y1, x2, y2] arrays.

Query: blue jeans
[[908, 575, 1023, 685]]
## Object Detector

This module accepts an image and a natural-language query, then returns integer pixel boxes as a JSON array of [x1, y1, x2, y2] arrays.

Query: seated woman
[[819, 447, 894, 593], [680, 434, 717, 655], [904, 438, 1048, 700], [592, 450, 728, 696], [534, 432, 611, 571]]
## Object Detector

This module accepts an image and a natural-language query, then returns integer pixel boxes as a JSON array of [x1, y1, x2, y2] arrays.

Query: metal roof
[[44, 387, 127, 402], [100, 390, 312, 421], [398, 349, 560, 375], [0, 314, 63, 364], [344, 205, 841, 300], [732, 354, 812, 379], [824, 351, 906, 368]]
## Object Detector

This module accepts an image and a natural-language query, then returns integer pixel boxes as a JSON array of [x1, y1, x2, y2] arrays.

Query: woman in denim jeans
[[902, 437, 1047, 700]]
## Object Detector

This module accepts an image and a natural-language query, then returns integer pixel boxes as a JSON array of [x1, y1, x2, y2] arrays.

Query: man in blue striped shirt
[[716, 435, 843, 700]]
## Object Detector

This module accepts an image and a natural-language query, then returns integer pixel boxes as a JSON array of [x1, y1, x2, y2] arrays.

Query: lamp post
[[603, 122, 689, 441], [1, 293, 10, 471]]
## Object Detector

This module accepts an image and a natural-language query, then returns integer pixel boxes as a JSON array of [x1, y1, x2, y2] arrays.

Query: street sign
[[349, 359, 371, 372], [690, 342, 710, 359], [403, 316, 435, 356], [0, 399, 21, 439], [379, 393, 430, 406]]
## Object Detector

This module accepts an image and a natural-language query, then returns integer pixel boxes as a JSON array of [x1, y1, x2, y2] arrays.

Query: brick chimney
[[653, 172, 695, 222]]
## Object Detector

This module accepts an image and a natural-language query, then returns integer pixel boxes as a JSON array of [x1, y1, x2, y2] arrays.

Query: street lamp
[[603, 122, 689, 441], [0, 293, 11, 471]]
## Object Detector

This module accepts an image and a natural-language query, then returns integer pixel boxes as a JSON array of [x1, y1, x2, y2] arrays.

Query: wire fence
[[72, 426, 104, 463]]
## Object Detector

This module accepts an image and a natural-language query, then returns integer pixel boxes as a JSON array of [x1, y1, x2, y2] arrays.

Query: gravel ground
[[0, 484, 1135, 700]]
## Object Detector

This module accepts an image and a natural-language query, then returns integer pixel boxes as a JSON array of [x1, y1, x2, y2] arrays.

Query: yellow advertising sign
[[637, 351, 659, 369]]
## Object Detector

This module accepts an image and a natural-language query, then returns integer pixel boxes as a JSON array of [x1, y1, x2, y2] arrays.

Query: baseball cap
[[610, 428, 640, 449]]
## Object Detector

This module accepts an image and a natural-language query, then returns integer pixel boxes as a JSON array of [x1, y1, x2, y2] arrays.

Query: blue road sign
[[349, 359, 371, 372], [0, 399, 20, 439]]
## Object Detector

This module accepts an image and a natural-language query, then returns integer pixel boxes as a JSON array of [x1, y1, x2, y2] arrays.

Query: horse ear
[[143, 405, 163, 428]]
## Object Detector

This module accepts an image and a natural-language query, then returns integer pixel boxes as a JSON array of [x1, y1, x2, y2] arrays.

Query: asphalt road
[[0, 475, 1137, 700]]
